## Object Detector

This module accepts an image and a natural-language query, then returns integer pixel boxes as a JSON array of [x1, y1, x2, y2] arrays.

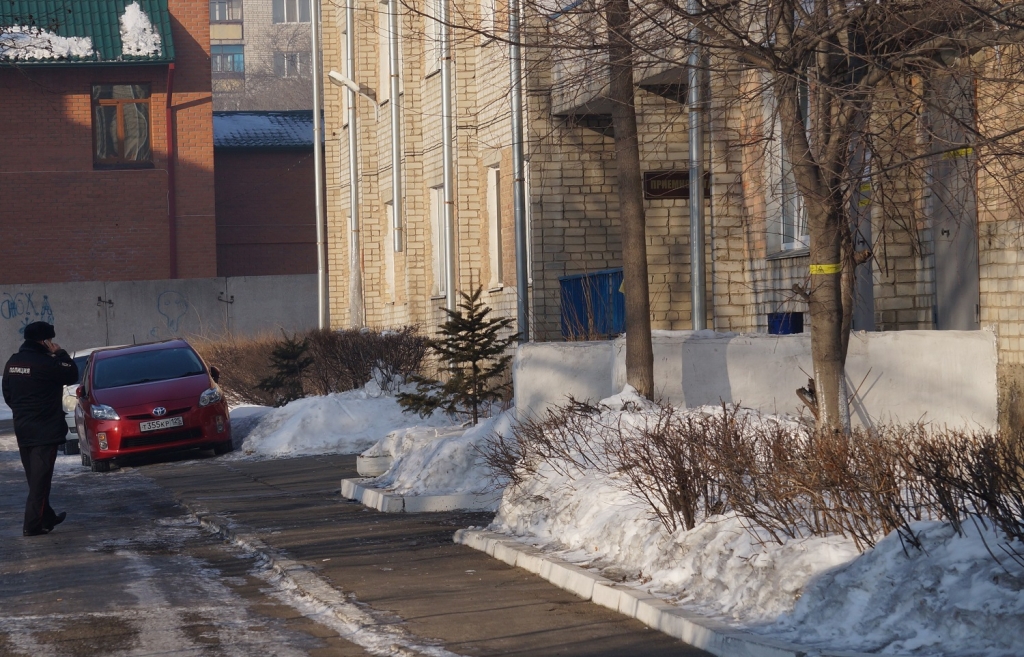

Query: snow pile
[[0, 26, 94, 61], [238, 385, 451, 458], [491, 386, 1024, 656], [367, 411, 513, 496], [119, 2, 162, 57]]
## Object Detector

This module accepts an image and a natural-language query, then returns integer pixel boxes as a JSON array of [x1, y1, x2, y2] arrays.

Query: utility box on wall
[[767, 312, 804, 335], [560, 268, 626, 340]]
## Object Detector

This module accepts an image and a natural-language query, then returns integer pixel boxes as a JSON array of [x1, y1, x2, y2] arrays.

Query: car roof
[[71, 345, 128, 359], [89, 339, 194, 362]]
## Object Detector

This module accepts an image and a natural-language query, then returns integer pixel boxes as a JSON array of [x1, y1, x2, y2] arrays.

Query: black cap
[[23, 322, 56, 342]]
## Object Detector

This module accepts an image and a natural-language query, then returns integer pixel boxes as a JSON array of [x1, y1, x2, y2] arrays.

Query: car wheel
[[213, 440, 234, 455], [81, 453, 91, 468], [64, 439, 80, 456], [91, 459, 111, 473]]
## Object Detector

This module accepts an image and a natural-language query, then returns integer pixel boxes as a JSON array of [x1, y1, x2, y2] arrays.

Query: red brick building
[[0, 0, 215, 285], [213, 110, 319, 277]]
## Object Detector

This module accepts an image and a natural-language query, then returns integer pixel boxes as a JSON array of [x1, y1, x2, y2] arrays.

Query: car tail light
[[97, 433, 108, 450]]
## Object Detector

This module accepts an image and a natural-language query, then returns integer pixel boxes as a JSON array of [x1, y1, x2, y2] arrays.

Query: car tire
[[213, 440, 234, 455], [91, 459, 111, 473], [64, 439, 80, 456], [81, 453, 91, 468]]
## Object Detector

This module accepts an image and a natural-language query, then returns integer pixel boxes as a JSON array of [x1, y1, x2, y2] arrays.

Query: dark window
[[211, 45, 244, 74], [92, 84, 152, 168], [93, 348, 206, 390], [272, 0, 310, 23], [273, 51, 310, 77], [210, 0, 242, 21]]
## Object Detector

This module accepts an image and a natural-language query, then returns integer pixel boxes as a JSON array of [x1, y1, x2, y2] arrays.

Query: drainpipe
[[388, 0, 403, 252], [440, 0, 457, 311], [310, 0, 328, 329], [510, 0, 529, 341], [687, 0, 706, 330], [166, 63, 177, 279], [346, 0, 365, 326]]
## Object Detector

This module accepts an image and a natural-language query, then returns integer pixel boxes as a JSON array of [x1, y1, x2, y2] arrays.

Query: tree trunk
[[607, 0, 654, 399]]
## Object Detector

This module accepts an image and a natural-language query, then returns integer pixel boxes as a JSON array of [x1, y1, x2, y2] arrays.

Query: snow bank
[[491, 386, 1024, 656], [0, 26, 94, 60], [120, 2, 162, 56], [237, 386, 451, 458], [367, 411, 513, 496]]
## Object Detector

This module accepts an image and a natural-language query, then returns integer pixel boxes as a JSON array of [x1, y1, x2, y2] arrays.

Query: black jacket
[[2, 341, 79, 447]]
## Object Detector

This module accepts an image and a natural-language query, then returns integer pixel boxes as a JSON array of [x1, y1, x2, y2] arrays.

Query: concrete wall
[[0, 275, 317, 358], [515, 329, 999, 430]]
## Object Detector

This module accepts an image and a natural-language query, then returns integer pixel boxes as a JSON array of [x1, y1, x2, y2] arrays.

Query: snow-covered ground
[[224, 382, 1024, 657]]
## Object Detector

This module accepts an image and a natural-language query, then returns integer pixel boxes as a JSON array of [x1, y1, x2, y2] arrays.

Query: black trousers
[[19, 443, 60, 534]]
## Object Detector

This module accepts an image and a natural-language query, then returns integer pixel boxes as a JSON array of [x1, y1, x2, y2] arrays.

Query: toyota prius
[[75, 340, 232, 472]]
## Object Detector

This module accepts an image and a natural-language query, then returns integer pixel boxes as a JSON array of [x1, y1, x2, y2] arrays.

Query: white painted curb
[[341, 477, 502, 513], [454, 529, 897, 657], [356, 454, 392, 477]]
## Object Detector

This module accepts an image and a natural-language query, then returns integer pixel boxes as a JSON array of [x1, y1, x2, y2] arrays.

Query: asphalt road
[[1, 428, 710, 656]]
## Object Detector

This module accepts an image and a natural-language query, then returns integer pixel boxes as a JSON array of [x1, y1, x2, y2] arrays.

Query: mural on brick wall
[[1, 292, 55, 337]]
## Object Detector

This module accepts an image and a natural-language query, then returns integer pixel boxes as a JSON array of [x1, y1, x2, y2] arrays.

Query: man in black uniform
[[2, 321, 79, 536]]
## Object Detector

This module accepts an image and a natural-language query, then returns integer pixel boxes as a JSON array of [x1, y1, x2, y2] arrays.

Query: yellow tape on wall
[[809, 263, 842, 275]]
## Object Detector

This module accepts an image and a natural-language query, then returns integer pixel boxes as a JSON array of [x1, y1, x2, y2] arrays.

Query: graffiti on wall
[[1, 292, 55, 336], [153, 291, 190, 335]]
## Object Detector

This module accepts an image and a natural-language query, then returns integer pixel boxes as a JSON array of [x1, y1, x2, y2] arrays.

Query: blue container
[[767, 312, 804, 335], [559, 268, 626, 339]]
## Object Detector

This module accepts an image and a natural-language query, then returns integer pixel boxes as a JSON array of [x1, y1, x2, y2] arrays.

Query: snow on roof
[[213, 111, 322, 149], [0, 25, 94, 61], [119, 2, 162, 57]]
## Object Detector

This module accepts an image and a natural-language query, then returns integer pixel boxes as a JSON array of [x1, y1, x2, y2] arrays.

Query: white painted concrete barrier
[[515, 329, 999, 430]]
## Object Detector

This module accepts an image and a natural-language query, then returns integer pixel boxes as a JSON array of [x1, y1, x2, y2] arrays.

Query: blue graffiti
[[157, 291, 189, 332], [2, 292, 55, 337]]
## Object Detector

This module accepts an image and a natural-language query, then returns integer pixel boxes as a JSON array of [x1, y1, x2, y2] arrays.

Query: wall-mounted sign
[[642, 170, 711, 200]]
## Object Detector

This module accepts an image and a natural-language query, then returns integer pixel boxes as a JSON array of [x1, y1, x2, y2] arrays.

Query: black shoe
[[23, 527, 49, 537], [44, 512, 67, 531]]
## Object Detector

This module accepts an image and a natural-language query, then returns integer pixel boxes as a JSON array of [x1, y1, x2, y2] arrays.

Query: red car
[[75, 340, 232, 472]]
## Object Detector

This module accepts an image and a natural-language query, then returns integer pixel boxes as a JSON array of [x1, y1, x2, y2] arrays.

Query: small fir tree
[[398, 287, 519, 424], [257, 331, 313, 407]]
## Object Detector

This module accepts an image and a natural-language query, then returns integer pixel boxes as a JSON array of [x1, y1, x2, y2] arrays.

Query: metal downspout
[[510, 0, 529, 341], [388, 0, 404, 252], [166, 63, 177, 279], [311, 0, 328, 329], [346, 0, 365, 327], [440, 0, 457, 311], [687, 0, 706, 330]]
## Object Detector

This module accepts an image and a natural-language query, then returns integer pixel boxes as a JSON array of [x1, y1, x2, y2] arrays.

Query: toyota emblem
[[152, 407, 167, 417]]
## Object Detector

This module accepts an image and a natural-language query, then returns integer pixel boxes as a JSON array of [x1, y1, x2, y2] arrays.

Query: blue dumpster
[[560, 268, 626, 339], [767, 312, 804, 335]]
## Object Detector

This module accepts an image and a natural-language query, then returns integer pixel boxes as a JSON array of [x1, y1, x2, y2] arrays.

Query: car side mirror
[[210, 366, 220, 384]]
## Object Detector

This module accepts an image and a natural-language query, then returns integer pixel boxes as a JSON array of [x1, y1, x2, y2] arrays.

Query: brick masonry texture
[[0, 0, 215, 285]]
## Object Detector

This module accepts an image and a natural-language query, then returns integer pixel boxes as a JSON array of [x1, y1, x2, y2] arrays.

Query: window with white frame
[[384, 202, 396, 298], [524, 159, 533, 284], [378, 19, 390, 105], [430, 186, 448, 296], [426, 0, 442, 74], [487, 165, 503, 287], [210, 0, 242, 22], [272, 0, 310, 23], [273, 51, 310, 78], [764, 80, 809, 254]]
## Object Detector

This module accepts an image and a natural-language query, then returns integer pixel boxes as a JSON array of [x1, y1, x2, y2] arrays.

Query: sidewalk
[[145, 453, 711, 657]]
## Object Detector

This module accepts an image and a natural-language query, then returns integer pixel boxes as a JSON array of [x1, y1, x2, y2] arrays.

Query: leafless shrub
[[304, 326, 430, 395], [485, 395, 1024, 552], [190, 333, 279, 406], [609, 405, 726, 532]]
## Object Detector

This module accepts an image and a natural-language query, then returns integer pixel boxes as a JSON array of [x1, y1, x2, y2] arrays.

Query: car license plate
[[139, 416, 185, 432]]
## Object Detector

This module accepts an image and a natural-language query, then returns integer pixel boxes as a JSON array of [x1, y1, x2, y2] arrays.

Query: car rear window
[[73, 356, 89, 385], [92, 348, 206, 390]]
